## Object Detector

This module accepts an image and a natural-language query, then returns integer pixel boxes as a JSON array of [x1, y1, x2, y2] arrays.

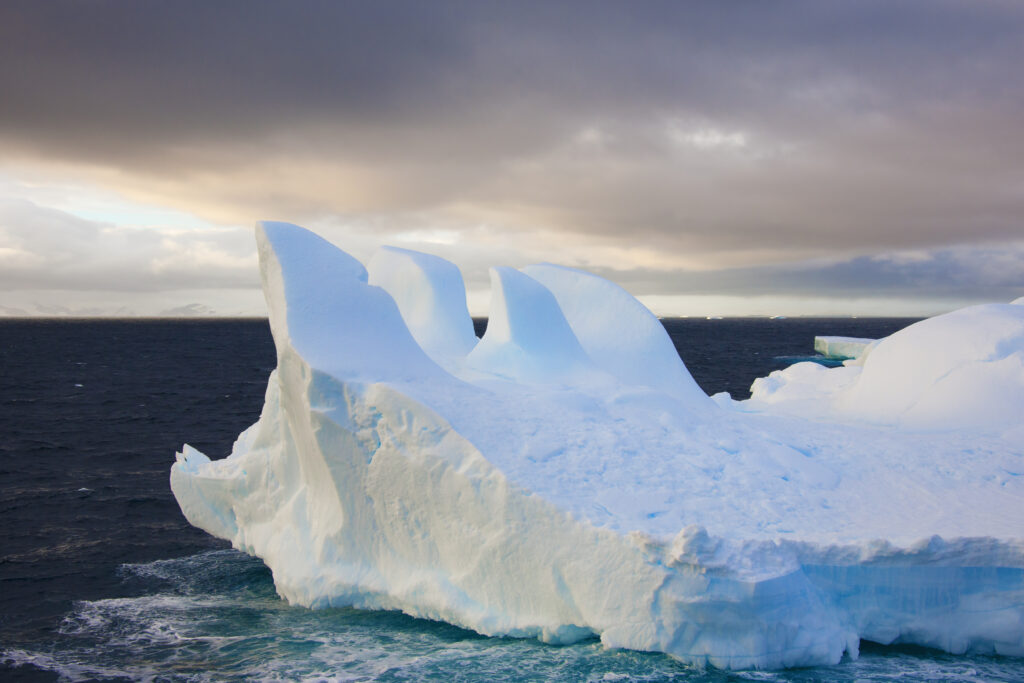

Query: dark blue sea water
[[2, 318, 1021, 681]]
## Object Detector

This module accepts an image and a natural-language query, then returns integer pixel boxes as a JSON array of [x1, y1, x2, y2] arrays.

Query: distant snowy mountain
[[0, 303, 137, 317], [0, 302, 231, 318], [158, 303, 218, 317]]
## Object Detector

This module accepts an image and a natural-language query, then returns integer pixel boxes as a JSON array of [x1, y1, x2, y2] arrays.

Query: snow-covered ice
[[742, 303, 1024, 430], [172, 222, 1024, 670]]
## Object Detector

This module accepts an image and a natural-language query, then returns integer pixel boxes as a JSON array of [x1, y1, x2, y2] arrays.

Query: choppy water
[[3, 318, 1021, 681], [5, 550, 1019, 682]]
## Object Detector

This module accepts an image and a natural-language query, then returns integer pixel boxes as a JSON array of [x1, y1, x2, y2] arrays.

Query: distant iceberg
[[813, 335, 875, 360], [172, 222, 1024, 670]]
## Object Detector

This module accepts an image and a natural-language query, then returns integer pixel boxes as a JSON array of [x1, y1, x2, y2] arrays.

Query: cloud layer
[[1, 1, 1022, 312]]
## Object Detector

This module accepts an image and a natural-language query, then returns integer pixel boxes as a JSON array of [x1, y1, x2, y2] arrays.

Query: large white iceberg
[[172, 222, 1024, 670]]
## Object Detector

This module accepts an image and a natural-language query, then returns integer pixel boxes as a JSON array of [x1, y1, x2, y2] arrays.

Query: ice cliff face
[[172, 222, 1024, 669]]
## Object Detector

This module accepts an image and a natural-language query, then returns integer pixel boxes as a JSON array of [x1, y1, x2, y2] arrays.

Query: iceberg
[[813, 335, 875, 361], [172, 222, 1024, 670]]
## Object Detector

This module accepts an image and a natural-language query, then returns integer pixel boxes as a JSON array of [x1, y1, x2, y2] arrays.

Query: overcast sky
[[1, 0, 1022, 316]]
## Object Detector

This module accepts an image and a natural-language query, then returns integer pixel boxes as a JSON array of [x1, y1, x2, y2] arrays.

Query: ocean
[[2, 317, 1021, 682]]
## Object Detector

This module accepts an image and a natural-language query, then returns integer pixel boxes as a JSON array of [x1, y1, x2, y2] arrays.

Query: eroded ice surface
[[172, 222, 1024, 670]]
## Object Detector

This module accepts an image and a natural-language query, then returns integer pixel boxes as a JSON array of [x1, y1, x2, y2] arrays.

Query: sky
[[1, 1, 1022, 317]]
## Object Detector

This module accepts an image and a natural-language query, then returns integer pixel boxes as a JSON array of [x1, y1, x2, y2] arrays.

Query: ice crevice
[[172, 221, 1024, 670]]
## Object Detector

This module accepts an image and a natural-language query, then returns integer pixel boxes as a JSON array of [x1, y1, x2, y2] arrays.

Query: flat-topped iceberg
[[172, 222, 1024, 670], [813, 335, 876, 360]]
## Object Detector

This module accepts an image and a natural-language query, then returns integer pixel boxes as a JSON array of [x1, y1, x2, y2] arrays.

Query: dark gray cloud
[[4, 2, 1020, 136], [1, 0, 1023, 306]]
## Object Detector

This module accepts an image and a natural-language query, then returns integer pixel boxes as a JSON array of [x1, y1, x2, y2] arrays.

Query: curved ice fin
[[367, 246, 478, 372], [255, 221, 450, 386], [522, 263, 708, 405], [466, 267, 599, 385]]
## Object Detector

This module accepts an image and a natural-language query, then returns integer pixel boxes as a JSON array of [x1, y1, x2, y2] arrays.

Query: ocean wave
[[1, 551, 1019, 682]]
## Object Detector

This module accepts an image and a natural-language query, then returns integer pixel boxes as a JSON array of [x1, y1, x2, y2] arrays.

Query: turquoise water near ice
[[6, 550, 1022, 682]]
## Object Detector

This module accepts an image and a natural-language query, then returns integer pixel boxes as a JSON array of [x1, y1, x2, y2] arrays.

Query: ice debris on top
[[172, 222, 1024, 670]]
